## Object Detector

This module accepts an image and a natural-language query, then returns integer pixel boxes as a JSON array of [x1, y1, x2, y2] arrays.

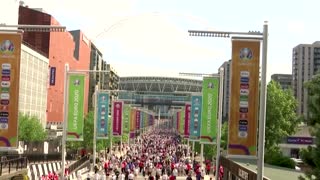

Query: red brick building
[[18, 6, 90, 123]]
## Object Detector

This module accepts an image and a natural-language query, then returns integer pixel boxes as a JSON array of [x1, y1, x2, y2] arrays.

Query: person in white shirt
[[120, 173, 125, 180], [162, 173, 168, 180], [173, 168, 178, 177], [94, 173, 100, 180], [128, 171, 134, 180]]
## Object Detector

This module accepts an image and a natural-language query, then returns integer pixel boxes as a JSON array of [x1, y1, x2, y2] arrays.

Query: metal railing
[[0, 157, 28, 176], [68, 155, 90, 173]]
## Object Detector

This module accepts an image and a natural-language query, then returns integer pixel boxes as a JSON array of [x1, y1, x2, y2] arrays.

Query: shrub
[[265, 150, 296, 169]]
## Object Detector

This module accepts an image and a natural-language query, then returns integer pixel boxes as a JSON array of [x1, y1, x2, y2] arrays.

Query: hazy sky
[[4, 0, 320, 81]]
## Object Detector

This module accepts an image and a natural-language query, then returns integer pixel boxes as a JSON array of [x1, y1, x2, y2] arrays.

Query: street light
[[188, 21, 268, 180]]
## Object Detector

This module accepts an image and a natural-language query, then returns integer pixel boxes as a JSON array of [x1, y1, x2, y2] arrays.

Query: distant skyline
[[3, 0, 320, 81]]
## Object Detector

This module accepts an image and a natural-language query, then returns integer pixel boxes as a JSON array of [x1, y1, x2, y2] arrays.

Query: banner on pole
[[190, 95, 202, 141], [135, 110, 140, 130], [123, 104, 130, 134], [176, 111, 180, 132], [228, 39, 260, 156], [0, 33, 22, 149], [184, 103, 191, 138], [179, 108, 185, 135], [67, 74, 85, 141], [200, 77, 219, 144], [112, 101, 123, 136], [96, 92, 109, 139]]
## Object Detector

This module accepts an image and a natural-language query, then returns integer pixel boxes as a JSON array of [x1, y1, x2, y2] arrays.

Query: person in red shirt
[[206, 163, 211, 175]]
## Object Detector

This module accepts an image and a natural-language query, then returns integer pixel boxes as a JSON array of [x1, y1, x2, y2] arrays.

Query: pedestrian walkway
[[75, 130, 217, 180]]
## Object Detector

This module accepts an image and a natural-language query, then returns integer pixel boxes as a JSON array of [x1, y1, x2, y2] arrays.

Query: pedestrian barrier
[[0, 157, 27, 176]]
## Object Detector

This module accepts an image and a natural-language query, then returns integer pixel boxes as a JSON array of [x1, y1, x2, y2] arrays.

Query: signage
[[112, 101, 123, 136], [0, 33, 22, 148], [123, 105, 130, 134], [67, 74, 85, 141], [287, 137, 314, 145], [179, 108, 185, 135], [190, 95, 202, 140], [184, 103, 191, 138], [49, 67, 56, 86], [200, 77, 219, 144], [97, 92, 109, 139], [130, 108, 136, 132], [135, 110, 140, 130], [228, 39, 260, 156]]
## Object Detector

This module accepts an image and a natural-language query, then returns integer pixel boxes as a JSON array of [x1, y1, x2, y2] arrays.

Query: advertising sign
[[112, 101, 123, 136], [97, 92, 109, 139], [179, 108, 185, 135], [135, 110, 140, 130], [287, 137, 314, 145], [184, 103, 191, 138], [140, 111, 144, 129], [0, 33, 22, 148], [123, 105, 130, 134], [190, 95, 202, 140], [200, 77, 219, 144], [130, 109, 136, 131], [67, 74, 85, 141], [49, 67, 56, 85], [228, 39, 260, 156], [176, 111, 180, 131]]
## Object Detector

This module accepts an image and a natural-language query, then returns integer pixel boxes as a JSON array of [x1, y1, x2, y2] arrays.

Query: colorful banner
[[97, 92, 109, 139], [200, 77, 219, 144], [184, 103, 191, 138], [130, 109, 136, 132], [135, 110, 140, 130], [190, 95, 202, 140], [112, 101, 123, 136], [141, 111, 145, 129], [123, 105, 130, 134], [0, 33, 22, 148], [67, 74, 85, 141], [228, 39, 260, 156], [176, 111, 180, 131], [179, 108, 185, 135]]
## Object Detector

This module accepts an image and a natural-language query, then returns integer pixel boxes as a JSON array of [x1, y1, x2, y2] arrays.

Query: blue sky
[[4, 0, 320, 81]]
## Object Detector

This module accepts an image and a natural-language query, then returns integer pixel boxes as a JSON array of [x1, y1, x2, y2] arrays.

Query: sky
[[3, 0, 320, 81]]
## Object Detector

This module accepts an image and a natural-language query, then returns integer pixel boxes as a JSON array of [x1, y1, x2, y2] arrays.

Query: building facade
[[106, 64, 120, 114], [292, 42, 320, 117], [19, 6, 90, 124], [219, 60, 231, 121], [88, 43, 107, 111], [271, 74, 292, 90], [19, 44, 49, 127]]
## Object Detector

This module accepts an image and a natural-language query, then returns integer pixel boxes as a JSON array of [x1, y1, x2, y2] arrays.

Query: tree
[[18, 113, 47, 142], [220, 122, 228, 150], [265, 80, 300, 151], [299, 73, 320, 180]]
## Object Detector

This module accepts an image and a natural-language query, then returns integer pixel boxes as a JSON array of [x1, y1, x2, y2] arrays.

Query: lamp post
[[188, 21, 268, 180], [61, 66, 110, 179]]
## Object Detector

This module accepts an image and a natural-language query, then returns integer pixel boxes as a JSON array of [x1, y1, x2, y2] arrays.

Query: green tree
[[18, 113, 47, 142], [220, 122, 228, 150], [265, 80, 300, 151], [299, 73, 320, 180]]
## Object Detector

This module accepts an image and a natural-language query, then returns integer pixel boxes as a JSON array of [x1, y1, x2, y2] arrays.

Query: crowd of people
[[85, 129, 224, 180], [40, 171, 59, 180]]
